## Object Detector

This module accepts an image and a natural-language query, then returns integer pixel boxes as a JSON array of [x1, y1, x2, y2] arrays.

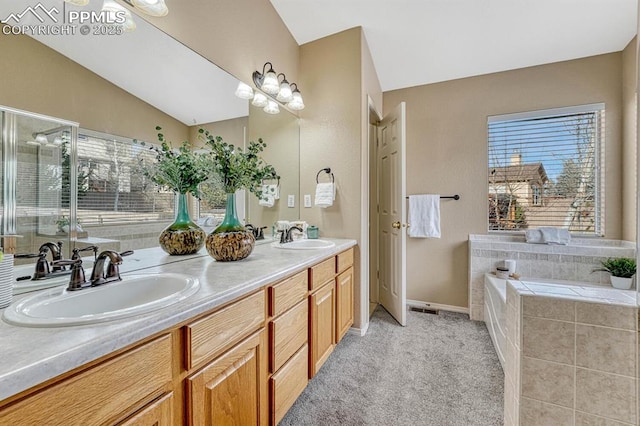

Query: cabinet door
[[309, 281, 335, 378], [336, 266, 354, 343], [187, 329, 267, 426], [269, 344, 308, 425], [118, 392, 173, 426]]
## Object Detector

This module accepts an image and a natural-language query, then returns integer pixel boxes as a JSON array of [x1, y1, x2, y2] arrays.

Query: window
[[488, 104, 604, 235]]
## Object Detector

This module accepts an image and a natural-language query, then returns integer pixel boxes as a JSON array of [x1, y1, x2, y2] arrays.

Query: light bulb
[[251, 92, 268, 108], [261, 70, 279, 95], [263, 100, 280, 115], [234, 82, 254, 100]]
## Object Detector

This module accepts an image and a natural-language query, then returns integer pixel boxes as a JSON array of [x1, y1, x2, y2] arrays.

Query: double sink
[[3, 239, 335, 328]]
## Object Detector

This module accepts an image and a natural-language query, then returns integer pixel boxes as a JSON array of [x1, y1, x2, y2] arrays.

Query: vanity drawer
[[269, 270, 308, 317], [269, 299, 308, 373], [269, 344, 309, 426], [185, 290, 266, 370], [0, 334, 172, 425], [309, 257, 336, 292], [337, 248, 354, 273]]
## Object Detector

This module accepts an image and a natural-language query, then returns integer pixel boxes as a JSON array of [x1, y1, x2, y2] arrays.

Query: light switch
[[304, 194, 312, 208], [287, 194, 295, 208]]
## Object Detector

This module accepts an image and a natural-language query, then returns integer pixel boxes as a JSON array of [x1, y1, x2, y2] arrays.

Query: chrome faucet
[[90, 250, 133, 286]]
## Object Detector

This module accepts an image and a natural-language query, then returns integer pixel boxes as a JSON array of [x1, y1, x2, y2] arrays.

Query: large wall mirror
[[0, 0, 300, 258]]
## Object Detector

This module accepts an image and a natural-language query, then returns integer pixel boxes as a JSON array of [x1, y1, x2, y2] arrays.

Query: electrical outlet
[[304, 194, 312, 208], [287, 194, 295, 208]]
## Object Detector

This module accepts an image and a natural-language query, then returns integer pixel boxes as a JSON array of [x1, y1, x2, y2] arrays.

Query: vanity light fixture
[[251, 92, 268, 108], [275, 74, 293, 103], [263, 100, 280, 115], [101, 0, 136, 32], [34, 133, 48, 145], [248, 62, 305, 111], [287, 84, 305, 111], [128, 0, 168, 17], [234, 82, 254, 100]]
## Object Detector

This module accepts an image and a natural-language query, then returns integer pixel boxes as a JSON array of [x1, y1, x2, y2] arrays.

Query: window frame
[[487, 103, 605, 236]]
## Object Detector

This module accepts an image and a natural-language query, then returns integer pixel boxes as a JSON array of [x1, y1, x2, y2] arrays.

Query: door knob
[[392, 221, 401, 229]]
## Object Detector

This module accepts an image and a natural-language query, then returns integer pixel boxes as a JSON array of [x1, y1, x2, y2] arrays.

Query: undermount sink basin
[[272, 239, 336, 250], [3, 273, 199, 327]]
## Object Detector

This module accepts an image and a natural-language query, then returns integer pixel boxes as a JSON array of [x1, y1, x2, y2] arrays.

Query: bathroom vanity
[[0, 239, 356, 425]]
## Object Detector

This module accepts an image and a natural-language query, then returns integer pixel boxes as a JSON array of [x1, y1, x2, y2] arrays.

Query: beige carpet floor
[[279, 307, 504, 426]]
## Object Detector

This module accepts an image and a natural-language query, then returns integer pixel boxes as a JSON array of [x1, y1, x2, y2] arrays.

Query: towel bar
[[405, 194, 460, 200], [316, 167, 334, 183]]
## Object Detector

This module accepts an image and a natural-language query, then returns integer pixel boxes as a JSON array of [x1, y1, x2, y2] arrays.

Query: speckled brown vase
[[159, 193, 205, 255], [205, 193, 255, 261]]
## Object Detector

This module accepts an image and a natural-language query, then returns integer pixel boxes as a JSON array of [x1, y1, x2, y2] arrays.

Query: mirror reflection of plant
[[139, 126, 211, 197], [199, 128, 278, 198]]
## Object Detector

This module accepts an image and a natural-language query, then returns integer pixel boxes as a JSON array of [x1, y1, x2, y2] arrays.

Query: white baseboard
[[348, 321, 369, 336], [407, 299, 469, 314]]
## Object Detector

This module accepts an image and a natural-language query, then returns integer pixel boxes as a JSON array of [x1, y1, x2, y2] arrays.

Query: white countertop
[[0, 238, 356, 402]]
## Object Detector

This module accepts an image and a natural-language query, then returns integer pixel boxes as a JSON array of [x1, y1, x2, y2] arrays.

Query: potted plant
[[199, 128, 277, 261], [594, 257, 637, 290], [140, 126, 211, 255]]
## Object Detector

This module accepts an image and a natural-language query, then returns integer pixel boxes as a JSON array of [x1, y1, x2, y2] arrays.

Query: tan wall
[[129, 0, 299, 89], [191, 116, 247, 149], [622, 36, 638, 242], [247, 105, 300, 225], [299, 28, 364, 327], [384, 53, 625, 309], [0, 30, 187, 143]]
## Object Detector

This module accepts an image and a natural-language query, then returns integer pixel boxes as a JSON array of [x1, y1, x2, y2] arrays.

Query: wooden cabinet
[[0, 334, 173, 425], [0, 246, 355, 426], [118, 392, 174, 426], [309, 280, 335, 378], [187, 329, 268, 426], [267, 272, 309, 425], [336, 266, 354, 342]]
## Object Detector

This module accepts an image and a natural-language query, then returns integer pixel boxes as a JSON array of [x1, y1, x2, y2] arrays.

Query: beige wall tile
[[576, 325, 636, 376], [523, 316, 575, 364], [520, 397, 574, 426], [576, 303, 637, 330], [523, 296, 575, 321], [470, 304, 484, 321], [575, 368, 637, 424], [575, 411, 634, 426], [521, 357, 575, 408]]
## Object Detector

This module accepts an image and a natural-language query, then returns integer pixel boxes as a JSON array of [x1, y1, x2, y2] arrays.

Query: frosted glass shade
[[276, 81, 293, 103], [251, 93, 268, 108], [234, 82, 254, 100], [261, 71, 279, 94], [263, 100, 280, 115], [287, 91, 305, 111], [102, 0, 136, 32], [132, 0, 168, 17]]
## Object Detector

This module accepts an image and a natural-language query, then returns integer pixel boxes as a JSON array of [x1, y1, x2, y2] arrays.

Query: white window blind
[[75, 130, 174, 226], [487, 104, 604, 235]]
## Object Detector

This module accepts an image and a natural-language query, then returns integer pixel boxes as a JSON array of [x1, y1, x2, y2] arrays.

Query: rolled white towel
[[525, 229, 543, 244], [540, 227, 570, 245], [315, 183, 335, 208]]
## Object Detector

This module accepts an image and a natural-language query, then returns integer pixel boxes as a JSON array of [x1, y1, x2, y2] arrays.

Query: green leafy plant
[[198, 128, 278, 197], [139, 126, 211, 197], [593, 257, 637, 278]]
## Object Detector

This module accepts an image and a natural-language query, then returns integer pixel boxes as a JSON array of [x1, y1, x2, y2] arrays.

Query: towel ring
[[316, 167, 334, 184]]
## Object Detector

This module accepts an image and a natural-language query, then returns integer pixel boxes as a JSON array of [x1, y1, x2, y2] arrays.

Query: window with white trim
[[488, 104, 604, 235]]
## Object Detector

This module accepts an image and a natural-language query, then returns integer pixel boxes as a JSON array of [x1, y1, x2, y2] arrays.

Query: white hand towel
[[525, 229, 543, 244], [540, 227, 571, 245], [259, 184, 279, 207], [315, 183, 335, 208], [408, 195, 440, 238]]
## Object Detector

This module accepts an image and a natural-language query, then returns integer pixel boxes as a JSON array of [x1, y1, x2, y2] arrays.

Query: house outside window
[[488, 104, 604, 235]]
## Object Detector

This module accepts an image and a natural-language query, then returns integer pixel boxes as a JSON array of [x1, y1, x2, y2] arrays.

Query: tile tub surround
[[503, 279, 639, 426], [0, 238, 357, 402], [468, 234, 636, 321]]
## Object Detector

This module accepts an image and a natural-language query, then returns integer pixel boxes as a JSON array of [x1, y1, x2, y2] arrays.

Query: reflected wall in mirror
[[0, 1, 301, 251], [247, 104, 300, 230]]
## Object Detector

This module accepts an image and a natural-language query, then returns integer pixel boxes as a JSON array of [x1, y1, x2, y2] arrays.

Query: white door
[[377, 102, 406, 326]]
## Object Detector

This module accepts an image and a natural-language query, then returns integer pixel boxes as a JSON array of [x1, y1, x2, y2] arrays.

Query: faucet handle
[[14, 253, 41, 259], [73, 245, 99, 261], [53, 259, 89, 291]]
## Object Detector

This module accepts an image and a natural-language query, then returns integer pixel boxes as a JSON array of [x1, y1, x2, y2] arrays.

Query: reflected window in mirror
[[75, 129, 175, 251]]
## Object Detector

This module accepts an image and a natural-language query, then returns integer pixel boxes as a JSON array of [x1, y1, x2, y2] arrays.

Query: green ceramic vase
[[206, 193, 255, 261], [159, 193, 205, 255]]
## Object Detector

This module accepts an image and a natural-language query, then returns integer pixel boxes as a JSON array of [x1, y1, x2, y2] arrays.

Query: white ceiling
[[271, 0, 638, 91]]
